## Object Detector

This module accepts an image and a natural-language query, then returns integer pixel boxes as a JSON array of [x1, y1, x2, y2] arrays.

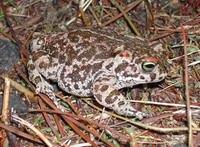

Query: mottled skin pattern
[[27, 27, 169, 119]]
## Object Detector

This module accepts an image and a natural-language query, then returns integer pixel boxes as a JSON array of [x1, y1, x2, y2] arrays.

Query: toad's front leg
[[93, 78, 145, 120], [27, 57, 59, 108]]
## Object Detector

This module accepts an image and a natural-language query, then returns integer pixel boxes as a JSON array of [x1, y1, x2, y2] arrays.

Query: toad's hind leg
[[93, 77, 145, 120]]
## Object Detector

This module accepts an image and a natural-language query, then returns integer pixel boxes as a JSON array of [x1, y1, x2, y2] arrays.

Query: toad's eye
[[142, 61, 157, 72]]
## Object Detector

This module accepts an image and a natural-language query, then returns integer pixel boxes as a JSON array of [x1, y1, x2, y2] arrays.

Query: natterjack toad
[[27, 27, 169, 119]]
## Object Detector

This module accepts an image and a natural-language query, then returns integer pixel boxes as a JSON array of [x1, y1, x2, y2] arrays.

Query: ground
[[0, 0, 200, 146]]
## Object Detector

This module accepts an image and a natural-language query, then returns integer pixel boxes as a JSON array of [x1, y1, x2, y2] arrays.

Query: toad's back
[[28, 27, 169, 119]]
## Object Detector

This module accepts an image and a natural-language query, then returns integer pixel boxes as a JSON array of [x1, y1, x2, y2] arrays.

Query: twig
[[0, 28, 16, 42], [0, 0, 42, 20], [1, 77, 10, 123], [1, 75, 37, 102], [66, 0, 92, 26], [0, 123, 43, 144], [170, 46, 200, 61], [32, 93, 99, 146], [101, 0, 142, 26], [110, 0, 142, 36], [180, 22, 193, 147], [38, 98, 59, 137], [45, 136, 70, 147], [20, 23, 41, 64], [79, 0, 90, 26], [129, 100, 200, 109], [64, 115, 113, 146], [89, 6, 101, 25], [82, 98, 200, 133], [0, 0, 22, 48], [29, 108, 129, 141], [12, 114, 53, 147]]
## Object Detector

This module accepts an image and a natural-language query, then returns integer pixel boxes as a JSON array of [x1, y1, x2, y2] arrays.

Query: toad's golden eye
[[142, 61, 157, 72]]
